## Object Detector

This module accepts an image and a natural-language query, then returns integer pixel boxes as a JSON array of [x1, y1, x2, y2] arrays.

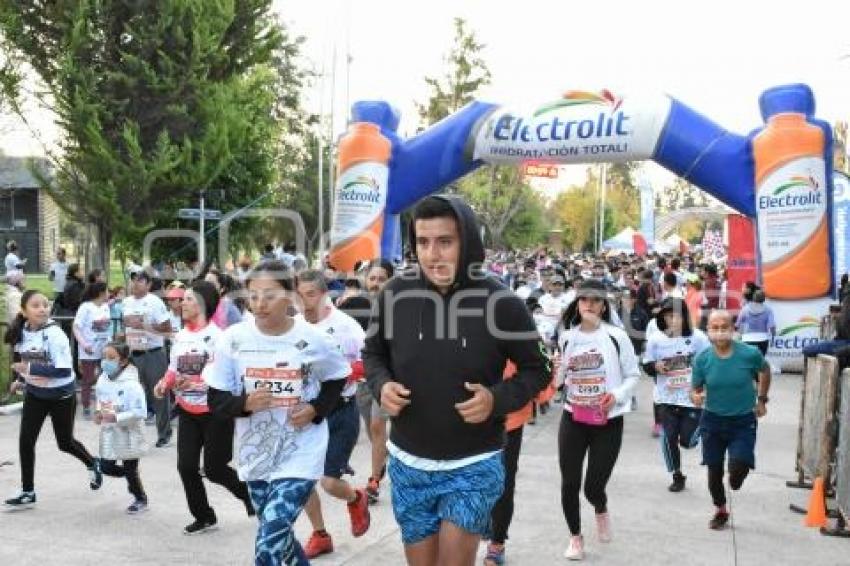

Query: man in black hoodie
[[364, 195, 550, 566]]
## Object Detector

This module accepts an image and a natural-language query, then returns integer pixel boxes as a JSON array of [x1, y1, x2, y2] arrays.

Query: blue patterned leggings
[[248, 478, 316, 566]]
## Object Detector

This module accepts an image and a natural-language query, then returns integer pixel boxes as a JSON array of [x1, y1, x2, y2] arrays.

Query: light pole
[[199, 189, 206, 266]]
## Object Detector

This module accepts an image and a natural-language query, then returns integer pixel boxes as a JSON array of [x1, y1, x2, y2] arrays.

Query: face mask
[[101, 359, 120, 377]]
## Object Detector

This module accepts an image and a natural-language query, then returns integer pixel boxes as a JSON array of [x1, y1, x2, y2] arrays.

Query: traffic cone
[[804, 477, 828, 528]]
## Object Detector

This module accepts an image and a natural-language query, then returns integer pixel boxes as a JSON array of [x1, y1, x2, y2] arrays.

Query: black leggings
[[19, 393, 95, 492], [100, 459, 146, 502], [177, 410, 251, 521], [558, 411, 624, 536], [745, 341, 769, 357], [707, 460, 750, 507], [660, 404, 701, 473], [491, 426, 524, 543]]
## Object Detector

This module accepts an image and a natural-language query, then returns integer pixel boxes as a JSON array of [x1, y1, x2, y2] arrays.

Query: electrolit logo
[[492, 89, 631, 143], [339, 176, 381, 204], [770, 316, 820, 350], [536, 89, 624, 114], [778, 316, 819, 335], [759, 174, 823, 209], [773, 175, 819, 196]]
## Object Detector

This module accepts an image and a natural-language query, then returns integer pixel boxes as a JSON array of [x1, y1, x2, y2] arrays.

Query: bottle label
[[756, 157, 826, 264], [330, 161, 388, 246]]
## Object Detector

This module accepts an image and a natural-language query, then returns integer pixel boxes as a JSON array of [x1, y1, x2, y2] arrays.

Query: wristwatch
[[757, 395, 769, 404]]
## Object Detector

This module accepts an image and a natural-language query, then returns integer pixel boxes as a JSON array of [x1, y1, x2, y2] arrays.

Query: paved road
[[1, 375, 848, 565]]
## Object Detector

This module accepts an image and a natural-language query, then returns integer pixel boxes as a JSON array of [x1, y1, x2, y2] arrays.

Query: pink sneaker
[[596, 512, 612, 543], [564, 535, 584, 560]]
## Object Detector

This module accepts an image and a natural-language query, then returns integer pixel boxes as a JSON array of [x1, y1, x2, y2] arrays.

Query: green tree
[[415, 17, 491, 126], [416, 18, 541, 248], [0, 0, 284, 273]]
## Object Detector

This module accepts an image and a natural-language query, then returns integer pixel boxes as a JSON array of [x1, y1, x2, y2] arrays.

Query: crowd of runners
[[3, 195, 774, 565]]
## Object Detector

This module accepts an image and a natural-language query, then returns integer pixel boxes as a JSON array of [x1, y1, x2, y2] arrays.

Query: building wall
[[0, 188, 40, 271], [38, 189, 60, 271]]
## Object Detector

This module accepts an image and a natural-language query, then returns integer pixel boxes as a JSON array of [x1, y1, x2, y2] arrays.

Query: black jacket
[[363, 196, 550, 460]]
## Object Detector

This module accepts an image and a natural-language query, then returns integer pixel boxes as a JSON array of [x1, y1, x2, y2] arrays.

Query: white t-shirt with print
[[539, 292, 573, 324], [50, 260, 68, 292], [74, 301, 112, 360], [558, 323, 640, 419], [16, 322, 75, 390], [205, 318, 350, 482], [4, 252, 21, 273], [122, 293, 171, 350], [169, 323, 221, 410], [295, 307, 361, 398], [643, 329, 712, 407]]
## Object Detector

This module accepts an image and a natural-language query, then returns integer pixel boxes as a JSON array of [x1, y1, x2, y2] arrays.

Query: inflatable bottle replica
[[754, 87, 830, 299], [329, 123, 392, 273]]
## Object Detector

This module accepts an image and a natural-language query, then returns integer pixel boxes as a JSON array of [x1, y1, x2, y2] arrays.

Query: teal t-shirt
[[692, 341, 765, 416]]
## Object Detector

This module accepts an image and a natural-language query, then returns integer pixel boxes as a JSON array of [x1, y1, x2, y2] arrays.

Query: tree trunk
[[95, 223, 111, 282]]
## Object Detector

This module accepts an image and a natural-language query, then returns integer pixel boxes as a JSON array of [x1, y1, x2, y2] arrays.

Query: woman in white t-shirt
[[642, 298, 711, 493], [557, 279, 640, 561], [4, 290, 102, 509], [206, 260, 349, 564], [73, 282, 112, 418]]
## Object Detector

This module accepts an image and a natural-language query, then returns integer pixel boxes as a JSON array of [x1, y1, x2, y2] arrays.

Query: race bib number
[[568, 375, 606, 406], [125, 329, 148, 350], [665, 370, 691, 390], [244, 367, 303, 407]]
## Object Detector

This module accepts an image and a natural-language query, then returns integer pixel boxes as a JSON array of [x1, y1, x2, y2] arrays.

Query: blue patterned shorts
[[248, 478, 315, 566], [389, 452, 505, 544]]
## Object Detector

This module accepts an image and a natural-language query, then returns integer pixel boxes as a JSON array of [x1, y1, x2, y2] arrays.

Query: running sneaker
[[347, 489, 370, 537], [89, 459, 103, 490], [651, 423, 662, 438], [365, 477, 380, 505], [709, 510, 730, 530], [564, 535, 585, 561], [184, 516, 218, 535], [483, 542, 505, 565], [4, 491, 36, 509], [304, 530, 334, 559], [126, 499, 148, 515], [596, 512, 612, 543], [669, 472, 687, 493]]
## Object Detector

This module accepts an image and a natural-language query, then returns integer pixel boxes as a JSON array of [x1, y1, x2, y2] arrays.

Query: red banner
[[523, 162, 559, 178], [633, 232, 648, 256], [725, 214, 757, 313]]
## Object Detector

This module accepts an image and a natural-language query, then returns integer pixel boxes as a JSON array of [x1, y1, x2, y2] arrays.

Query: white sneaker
[[564, 535, 584, 560], [596, 512, 612, 543]]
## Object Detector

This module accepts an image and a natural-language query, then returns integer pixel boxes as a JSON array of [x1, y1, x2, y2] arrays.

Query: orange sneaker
[[365, 477, 380, 505], [304, 530, 333, 559], [347, 489, 371, 537]]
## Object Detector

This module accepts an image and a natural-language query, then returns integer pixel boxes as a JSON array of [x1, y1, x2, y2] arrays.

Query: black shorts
[[323, 398, 360, 479]]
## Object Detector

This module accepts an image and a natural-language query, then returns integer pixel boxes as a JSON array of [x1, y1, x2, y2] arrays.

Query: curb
[[0, 402, 23, 415]]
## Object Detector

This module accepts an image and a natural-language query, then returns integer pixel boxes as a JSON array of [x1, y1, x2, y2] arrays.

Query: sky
[[274, 0, 850, 192], [3, 1, 849, 195]]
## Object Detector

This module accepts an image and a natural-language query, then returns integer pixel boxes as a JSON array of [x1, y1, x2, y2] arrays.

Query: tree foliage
[[551, 164, 640, 252], [415, 18, 543, 248], [0, 0, 285, 271], [416, 17, 491, 127]]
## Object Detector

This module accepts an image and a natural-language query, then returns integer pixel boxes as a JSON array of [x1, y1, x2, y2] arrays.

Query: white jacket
[[558, 322, 640, 419], [95, 364, 148, 460]]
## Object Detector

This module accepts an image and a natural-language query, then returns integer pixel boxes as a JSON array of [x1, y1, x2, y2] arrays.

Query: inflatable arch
[[329, 83, 834, 305]]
